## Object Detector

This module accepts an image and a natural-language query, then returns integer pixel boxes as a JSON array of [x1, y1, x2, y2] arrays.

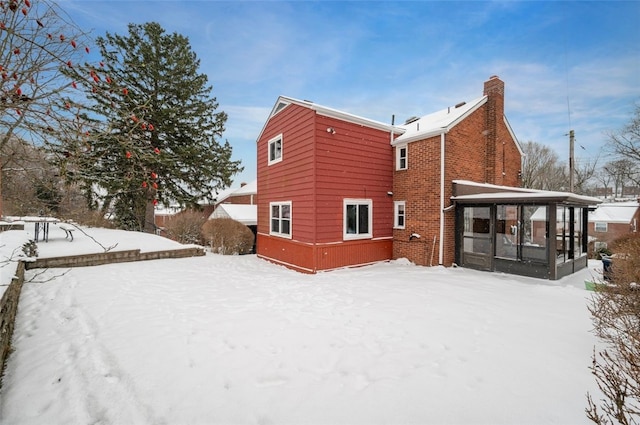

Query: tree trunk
[[144, 198, 156, 234]]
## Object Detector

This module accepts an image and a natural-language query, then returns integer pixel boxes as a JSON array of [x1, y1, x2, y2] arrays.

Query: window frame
[[394, 201, 406, 229], [268, 133, 283, 165], [594, 241, 608, 251], [343, 198, 373, 240], [269, 201, 292, 238], [594, 222, 608, 233], [396, 145, 407, 170]]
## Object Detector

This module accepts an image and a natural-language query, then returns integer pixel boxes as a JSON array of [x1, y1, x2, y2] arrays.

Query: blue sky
[[61, 0, 640, 187]]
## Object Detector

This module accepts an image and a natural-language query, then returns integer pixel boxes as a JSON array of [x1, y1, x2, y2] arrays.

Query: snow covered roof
[[154, 205, 182, 217], [392, 96, 487, 145], [589, 201, 639, 223], [232, 180, 257, 196], [209, 204, 257, 226], [212, 180, 257, 204], [451, 180, 602, 206]]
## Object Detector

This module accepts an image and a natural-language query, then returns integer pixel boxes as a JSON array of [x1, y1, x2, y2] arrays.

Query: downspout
[[439, 132, 445, 265]]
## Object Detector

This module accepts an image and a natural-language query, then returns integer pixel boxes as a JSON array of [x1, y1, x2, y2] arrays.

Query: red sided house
[[256, 77, 600, 279]]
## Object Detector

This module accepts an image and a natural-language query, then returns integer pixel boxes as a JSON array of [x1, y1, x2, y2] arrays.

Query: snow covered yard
[[0, 227, 601, 424]]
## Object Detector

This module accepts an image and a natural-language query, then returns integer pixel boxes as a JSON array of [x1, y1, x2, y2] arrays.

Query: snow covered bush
[[586, 233, 640, 424], [163, 210, 207, 245], [201, 218, 254, 255]]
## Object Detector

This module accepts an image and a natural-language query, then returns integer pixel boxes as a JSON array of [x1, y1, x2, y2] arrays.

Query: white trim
[[269, 201, 292, 238], [343, 198, 373, 240], [439, 132, 445, 265], [256, 96, 405, 145], [268, 133, 283, 165], [395, 144, 407, 170], [394, 201, 406, 229]]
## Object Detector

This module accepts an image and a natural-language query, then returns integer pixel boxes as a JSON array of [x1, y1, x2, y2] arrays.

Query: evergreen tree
[[64, 22, 242, 232]]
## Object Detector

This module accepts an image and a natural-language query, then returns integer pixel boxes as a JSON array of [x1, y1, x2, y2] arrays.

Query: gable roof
[[256, 96, 405, 143], [392, 96, 487, 145], [213, 179, 257, 204], [209, 204, 257, 226], [589, 201, 640, 223]]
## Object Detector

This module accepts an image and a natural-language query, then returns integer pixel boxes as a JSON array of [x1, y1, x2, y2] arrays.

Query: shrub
[[586, 233, 640, 424], [202, 218, 254, 255], [164, 210, 207, 245], [21, 240, 37, 257], [596, 246, 613, 259]]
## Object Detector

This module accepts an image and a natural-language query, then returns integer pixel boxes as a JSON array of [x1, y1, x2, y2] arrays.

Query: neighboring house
[[214, 180, 257, 207], [256, 76, 600, 279], [155, 180, 257, 237], [153, 204, 182, 235], [588, 199, 640, 253], [209, 180, 258, 248]]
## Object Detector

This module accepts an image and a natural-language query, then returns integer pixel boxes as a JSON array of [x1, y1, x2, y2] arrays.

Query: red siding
[[257, 103, 395, 273], [257, 233, 392, 273], [257, 104, 316, 244], [315, 115, 394, 243]]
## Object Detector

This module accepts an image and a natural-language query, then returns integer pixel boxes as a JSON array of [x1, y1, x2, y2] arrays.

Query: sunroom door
[[461, 206, 493, 270]]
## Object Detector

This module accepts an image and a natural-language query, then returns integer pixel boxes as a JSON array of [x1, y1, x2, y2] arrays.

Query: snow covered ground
[[0, 226, 603, 424]]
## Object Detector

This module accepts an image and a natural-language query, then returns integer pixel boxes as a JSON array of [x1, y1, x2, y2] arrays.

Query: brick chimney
[[483, 76, 505, 184]]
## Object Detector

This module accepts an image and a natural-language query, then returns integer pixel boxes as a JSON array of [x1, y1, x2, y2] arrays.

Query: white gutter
[[439, 132, 445, 265]]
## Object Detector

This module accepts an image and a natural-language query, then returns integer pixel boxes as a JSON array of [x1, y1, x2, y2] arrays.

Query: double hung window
[[268, 134, 283, 165], [270, 201, 291, 238], [394, 201, 405, 229], [396, 145, 407, 170]]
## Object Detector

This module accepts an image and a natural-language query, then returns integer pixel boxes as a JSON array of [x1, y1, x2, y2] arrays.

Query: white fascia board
[[256, 96, 405, 143], [504, 115, 524, 157], [391, 128, 446, 146]]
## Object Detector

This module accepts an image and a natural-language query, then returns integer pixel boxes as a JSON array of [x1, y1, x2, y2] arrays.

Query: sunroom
[[452, 181, 601, 280]]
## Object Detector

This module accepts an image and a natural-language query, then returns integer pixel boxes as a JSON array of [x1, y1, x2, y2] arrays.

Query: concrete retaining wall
[[0, 261, 25, 387], [25, 246, 205, 269]]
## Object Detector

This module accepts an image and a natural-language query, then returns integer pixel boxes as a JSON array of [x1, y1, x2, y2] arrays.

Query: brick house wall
[[393, 76, 522, 266], [589, 201, 640, 251]]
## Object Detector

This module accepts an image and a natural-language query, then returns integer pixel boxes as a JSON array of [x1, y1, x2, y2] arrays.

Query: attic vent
[[404, 116, 419, 125], [455, 101, 466, 108], [274, 101, 289, 115]]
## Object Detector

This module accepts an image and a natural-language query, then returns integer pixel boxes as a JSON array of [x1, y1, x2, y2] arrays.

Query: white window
[[270, 201, 291, 238], [594, 241, 608, 251], [594, 222, 608, 233], [394, 201, 405, 229], [268, 134, 283, 165], [344, 199, 372, 240], [396, 145, 407, 170]]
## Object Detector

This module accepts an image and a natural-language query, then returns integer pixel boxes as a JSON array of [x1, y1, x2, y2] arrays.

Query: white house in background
[[214, 180, 257, 206], [588, 199, 640, 252], [209, 204, 257, 227], [209, 180, 258, 251]]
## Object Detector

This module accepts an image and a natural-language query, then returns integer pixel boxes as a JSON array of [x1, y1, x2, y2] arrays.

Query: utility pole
[[569, 129, 575, 192]]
